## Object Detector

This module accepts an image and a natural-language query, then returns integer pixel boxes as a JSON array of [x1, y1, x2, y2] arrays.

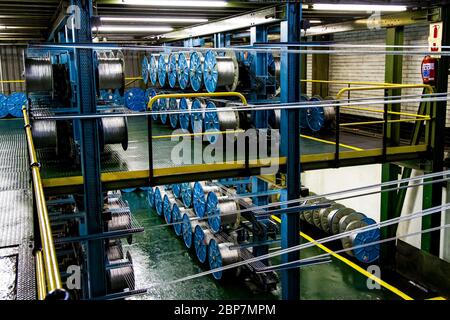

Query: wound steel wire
[[25, 56, 53, 92], [99, 116, 128, 151], [97, 57, 125, 92]]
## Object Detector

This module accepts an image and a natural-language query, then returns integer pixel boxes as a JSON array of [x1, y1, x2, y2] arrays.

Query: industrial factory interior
[[1, 0, 450, 308]]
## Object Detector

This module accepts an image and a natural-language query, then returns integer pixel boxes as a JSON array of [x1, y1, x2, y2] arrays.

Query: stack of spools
[[0, 92, 27, 118]]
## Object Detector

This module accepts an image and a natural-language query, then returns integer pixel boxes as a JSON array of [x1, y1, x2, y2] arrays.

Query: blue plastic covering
[[6, 92, 27, 118], [0, 93, 8, 118], [125, 88, 146, 111]]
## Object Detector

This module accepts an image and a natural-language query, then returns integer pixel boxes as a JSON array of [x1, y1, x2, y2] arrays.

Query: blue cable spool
[[145, 88, 156, 110], [154, 187, 164, 216], [299, 94, 310, 129], [208, 239, 223, 280], [141, 55, 150, 85], [189, 51, 203, 92], [203, 101, 220, 144], [167, 53, 178, 88], [172, 183, 181, 199], [180, 182, 193, 208], [149, 54, 159, 86], [0, 93, 9, 118], [352, 217, 380, 263], [206, 191, 221, 233], [112, 89, 123, 105], [157, 54, 168, 87], [121, 188, 136, 193], [171, 203, 183, 236], [181, 213, 194, 248], [203, 50, 218, 93], [6, 92, 27, 118], [159, 97, 168, 124], [193, 182, 206, 217], [148, 89, 159, 121], [147, 187, 155, 208], [163, 194, 172, 224], [194, 225, 214, 263], [177, 52, 190, 90], [190, 98, 204, 133], [306, 96, 325, 132], [178, 97, 191, 131], [125, 88, 146, 112], [168, 98, 179, 129]]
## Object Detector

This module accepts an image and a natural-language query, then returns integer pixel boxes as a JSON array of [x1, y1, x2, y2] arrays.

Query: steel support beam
[[280, 3, 301, 300]]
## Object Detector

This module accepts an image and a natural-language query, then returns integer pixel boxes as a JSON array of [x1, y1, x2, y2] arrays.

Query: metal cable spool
[[323, 96, 337, 129], [181, 210, 198, 249], [125, 88, 146, 111], [268, 53, 280, 82], [341, 219, 368, 257], [190, 98, 205, 133], [99, 115, 128, 151], [192, 182, 222, 217], [147, 187, 156, 208], [0, 94, 8, 118], [208, 239, 240, 280], [159, 97, 168, 124], [6, 92, 27, 118], [31, 119, 58, 149], [305, 196, 326, 225], [167, 52, 179, 88], [168, 98, 180, 129], [328, 207, 355, 235], [172, 183, 182, 199], [306, 96, 325, 132], [25, 56, 53, 93], [163, 193, 176, 224], [204, 100, 240, 144], [148, 89, 159, 121], [299, 94, 310, 129], [189, 51, 203, 92], [107, 210, 131, 231], [96, 57, 125, 94], [350, 217, 380, 263], [313, 205, 330, 229], [177, 52, 190, 90], [106, 242, 124, 262], [180, 182, 195, 208], [141, 55, 150, 85], [107, 252, 135, 292], [149, 53, 160, 86], [145, 88, 155, 111], [206, 192, 240, 233], [179, 97, 192, 131], [321, 202, 344, 234], [157, 54, 169, 87], [338, 212, 366, 234], [154, 186, 170, 216], [171, 201, 186, 236], [269, 94, 309, 129], [194, 224, 215, 263], [203, 50, 239, 93]]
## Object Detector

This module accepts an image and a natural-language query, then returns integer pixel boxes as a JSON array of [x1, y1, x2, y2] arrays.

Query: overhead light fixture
[[313, 4, 407, 12], [93, 26, 173, 32], [122, 0, 227, 7], [100, 17, 208, 23], [309, 20, 322, 24]]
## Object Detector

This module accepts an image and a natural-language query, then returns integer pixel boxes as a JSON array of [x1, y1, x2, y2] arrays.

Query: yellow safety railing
[[335, 83, 434, 100], [23, 107, 66, 300], [302, 79, 410, 87]]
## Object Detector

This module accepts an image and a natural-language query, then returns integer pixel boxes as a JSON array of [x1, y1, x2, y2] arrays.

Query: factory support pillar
[[280, 3, 301, 300]]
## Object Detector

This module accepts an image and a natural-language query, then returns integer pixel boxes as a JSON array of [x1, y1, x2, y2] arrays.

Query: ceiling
[[0, 0, 442, 43]]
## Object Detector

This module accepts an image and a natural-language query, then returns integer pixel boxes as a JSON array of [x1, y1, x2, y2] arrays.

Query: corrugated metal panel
[[0, 46, 26, 95]]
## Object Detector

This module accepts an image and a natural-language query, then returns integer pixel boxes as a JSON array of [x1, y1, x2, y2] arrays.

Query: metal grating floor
[[0, 119, 35, 300]]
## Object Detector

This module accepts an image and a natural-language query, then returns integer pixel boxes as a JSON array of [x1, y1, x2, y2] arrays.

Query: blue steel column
[[280, 3, 301, 300], [73, 0, 107, 298]]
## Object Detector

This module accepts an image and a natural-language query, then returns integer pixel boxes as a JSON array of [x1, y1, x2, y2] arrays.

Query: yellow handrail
[[147, 92, 248, 110], [35, 250, 46, 300], [23, 107, 65, 299], [336, 84, 434, 100], [302, 79, 407, 87], [0, 80, 25, 83]]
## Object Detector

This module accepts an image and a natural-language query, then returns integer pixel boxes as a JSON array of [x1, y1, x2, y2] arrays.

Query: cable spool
[[314, 203, 335, 231], [145, 88, 155, 110], [181, 209, 199, 249], [328, 207, 355, 235], [141, 55, 150, 85], [148, 90, 160, 121], [96, 57, 125, 94], [168, 98, 179, 129], [30, 117, 58, 149], [204, 100, 240, 144], [268, 53, 280, 82], [179, 97, 192, 131], [159, 97, 168, 124], [163, 192, 176, 224], [341, 219, 368, 257], [338, 212, 366, 234], [157, 54, 169, 87], [25, 56, 53, 93], [203, 50, 239, 93], [148, 53, 160, 86], [323, 96, 337, 129], [171, 201, 187, 236], [303, 197, 325, 225], [351, 217, 380, 263], [147, 187, 156, 208], [180, 182, 195, 208], [125, 88, 146, 112], [154, 187, 171, 216], [192, 182, 222, 217], [189, 51, 203, 92], [190, 98, 205, 133], [269, 95, 309, 130], [206, 192, 240, 234], [6, 92, 27, 118], [305, 96, 325, 132], [194, 224, 215, 263], [107, 252, 135, 293], [208, 239, 240, 280], [177, 52, 190, 90], [167, 53, 179, 88], [99, 115, 128, 151], [0, 94, 8, 118], [107, 210, 131, 232], [321, 203, 344, 234], [106, 242, 124, 262], [172, 183, 182, 199]]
